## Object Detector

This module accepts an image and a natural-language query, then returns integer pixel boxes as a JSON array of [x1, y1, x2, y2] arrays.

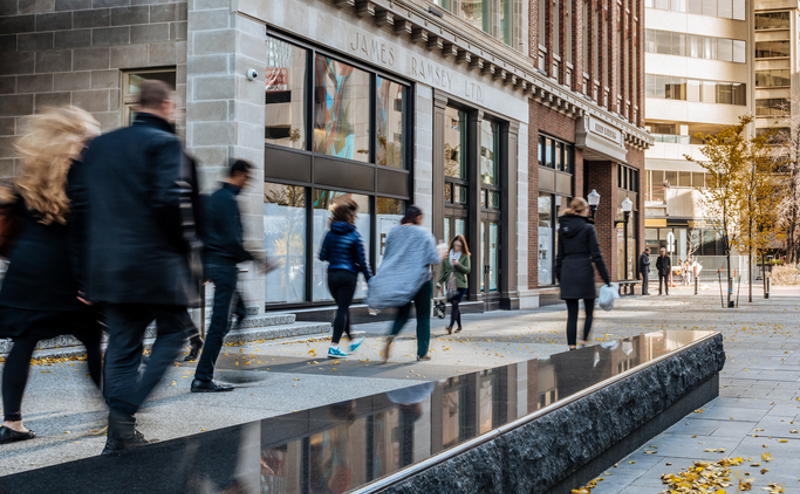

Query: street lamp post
[[587, 189, 600, 219], [621, 197, 633, 280]]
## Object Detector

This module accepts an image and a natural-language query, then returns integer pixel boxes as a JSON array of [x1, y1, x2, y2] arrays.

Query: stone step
[[0, 320, 329, 359]]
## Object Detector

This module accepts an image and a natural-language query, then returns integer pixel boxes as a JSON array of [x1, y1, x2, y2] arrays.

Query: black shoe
[[101, 411, 147, 456], [0, 426, 35, 445], [184, 338, 203, 361], [101, 429, 148, 456], [190, 378, 234, 393], [454, 327, 462, 333], [445, 325, 453, 335]]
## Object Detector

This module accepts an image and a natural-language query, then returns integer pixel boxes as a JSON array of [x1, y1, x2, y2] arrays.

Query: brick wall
[[527, 99, 583, 289], [0, 0, 187, 179]]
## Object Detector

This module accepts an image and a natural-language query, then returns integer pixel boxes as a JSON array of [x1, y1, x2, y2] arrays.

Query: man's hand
[[260, 259, 279, 274]]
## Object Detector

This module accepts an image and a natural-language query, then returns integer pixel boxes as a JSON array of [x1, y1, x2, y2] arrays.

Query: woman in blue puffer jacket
[[319, 199, 373, 359]]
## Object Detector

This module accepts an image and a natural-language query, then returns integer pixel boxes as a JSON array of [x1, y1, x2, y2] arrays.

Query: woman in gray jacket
[[367, 206, 445, 362]]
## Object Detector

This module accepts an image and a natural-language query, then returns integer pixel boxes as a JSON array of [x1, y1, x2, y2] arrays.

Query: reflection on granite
[[0, 330, 722, 494]]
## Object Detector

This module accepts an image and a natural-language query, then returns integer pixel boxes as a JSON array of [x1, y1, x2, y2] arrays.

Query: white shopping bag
[[598, 283, 620, 311]]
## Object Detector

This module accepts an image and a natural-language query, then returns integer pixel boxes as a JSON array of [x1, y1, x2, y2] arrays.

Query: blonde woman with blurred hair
[[0, 106, 102, 445]]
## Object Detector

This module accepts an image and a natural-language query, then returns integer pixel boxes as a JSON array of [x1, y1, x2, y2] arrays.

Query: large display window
[[264, 32, 412, 308]]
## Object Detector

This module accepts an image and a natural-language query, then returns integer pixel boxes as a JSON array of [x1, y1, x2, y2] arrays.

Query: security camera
[[246, 69, 258, 81]]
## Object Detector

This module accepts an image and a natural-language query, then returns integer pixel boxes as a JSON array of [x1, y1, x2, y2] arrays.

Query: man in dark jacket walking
[[81, 80, 201, 455], [656, 247, 671, 295], [639, 248, 651, 295], [192, 160, 261, 392]]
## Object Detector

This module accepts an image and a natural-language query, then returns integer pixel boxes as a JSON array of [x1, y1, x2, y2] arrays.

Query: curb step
[[0, 321, 331, 360]]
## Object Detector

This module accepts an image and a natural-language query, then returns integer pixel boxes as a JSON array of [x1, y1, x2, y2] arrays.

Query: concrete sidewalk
[[1, 285, 797, 486], [587, 285, 800, 494]]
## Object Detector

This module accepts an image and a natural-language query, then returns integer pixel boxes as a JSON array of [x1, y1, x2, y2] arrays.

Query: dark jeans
[[658, 273, 669, 295], [449, 288, 467, 329], [565, 298, 595, 347], [3, 331, 102, 422], [641, 272, 649, 294], [328, 269, 357, 344], [389, 280, 433, 357], [195, 264, 242, 382], [104, 304, 190, 417]]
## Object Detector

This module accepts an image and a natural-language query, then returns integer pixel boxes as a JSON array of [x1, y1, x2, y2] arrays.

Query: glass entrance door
[[480, 221, 500, 295]]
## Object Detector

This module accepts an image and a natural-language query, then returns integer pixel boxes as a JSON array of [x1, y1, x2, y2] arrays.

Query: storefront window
[[264, 183, 307, 305], [266, 37, 307, 149], [480, 120, 499, 185], [376, 77, 406, 169], [376, 197, 404, 268], [538, 193, 554, 285], [445, 107, 468, 205], [616, 211, 637, 280], [312, 190, 371, 302], [445, 107, 467, 179], [314, 55, 371, 162]]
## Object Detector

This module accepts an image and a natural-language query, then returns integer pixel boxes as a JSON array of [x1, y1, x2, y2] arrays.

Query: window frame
[[265, 30, 412, 172], [121, 67, 177, 127]]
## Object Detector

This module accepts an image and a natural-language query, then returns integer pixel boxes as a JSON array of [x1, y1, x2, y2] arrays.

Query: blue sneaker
[[349, 336, 366, 353], [328, 347, 347, 359]]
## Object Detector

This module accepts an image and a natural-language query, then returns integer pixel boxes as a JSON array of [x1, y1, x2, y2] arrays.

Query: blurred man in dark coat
[[656, 247, 671, 296], [81, 80, 201, 455], [191, 160, 259, 392]]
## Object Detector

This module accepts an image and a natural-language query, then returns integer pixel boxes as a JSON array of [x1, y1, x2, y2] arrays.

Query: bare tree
[[767, 92, 800, 263]]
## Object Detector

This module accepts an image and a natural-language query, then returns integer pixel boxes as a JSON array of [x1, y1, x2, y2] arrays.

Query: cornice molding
[[326, 0, 653, 148]]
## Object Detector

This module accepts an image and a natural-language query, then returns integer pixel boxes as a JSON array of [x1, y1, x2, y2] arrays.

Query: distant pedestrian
[[656, 247, 671, 295], [683, 258, 691, 285], [0, 107, 102, 445], [192, 159, 265, 392], [639, 247, 651, 295], [554, 198, 611, 351], [81, 80, 202, 455], [437, 234, 471, 334], [367, 206, 445, 362], [319, 199, 372, 359]]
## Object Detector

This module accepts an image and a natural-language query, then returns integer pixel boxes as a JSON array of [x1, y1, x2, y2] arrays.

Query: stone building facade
[[1, 0, 650, 317]]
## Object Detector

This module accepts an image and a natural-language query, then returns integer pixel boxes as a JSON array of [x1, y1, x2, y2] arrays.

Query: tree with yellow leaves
[[685, 115, 751, 308]]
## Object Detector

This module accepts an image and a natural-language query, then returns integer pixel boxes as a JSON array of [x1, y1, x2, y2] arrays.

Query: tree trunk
[[726, 254, 732, 308], [748, 244, 752, 303]]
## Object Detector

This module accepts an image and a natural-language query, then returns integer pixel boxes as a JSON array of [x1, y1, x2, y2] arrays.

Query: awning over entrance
[[575, 115, 628, 162]]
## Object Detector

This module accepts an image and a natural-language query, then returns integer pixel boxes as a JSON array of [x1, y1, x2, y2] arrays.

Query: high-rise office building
[[643, 0, 752, 276]]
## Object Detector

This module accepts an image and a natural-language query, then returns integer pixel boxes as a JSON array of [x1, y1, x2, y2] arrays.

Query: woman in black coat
[[0, 106, 102, 445], [554, 197, 611, 350]]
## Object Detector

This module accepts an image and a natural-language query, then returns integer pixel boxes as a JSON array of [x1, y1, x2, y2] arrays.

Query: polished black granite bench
[[0, 329, 723, 494]]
